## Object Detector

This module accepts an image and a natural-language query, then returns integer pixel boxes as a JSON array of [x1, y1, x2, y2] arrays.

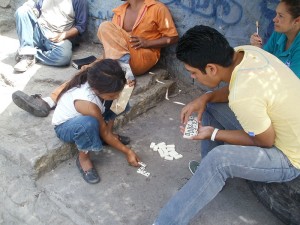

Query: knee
[[204, 146, 233, 178], [81, 116, 99, 132], [55, 42, 72, 66], [15, 5, 31, 18], [97, 21, 114, 38]]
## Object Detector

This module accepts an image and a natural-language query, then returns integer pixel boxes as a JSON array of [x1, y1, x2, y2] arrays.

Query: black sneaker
[[189, 160, 200, 175], [12, 91, 51, 117]]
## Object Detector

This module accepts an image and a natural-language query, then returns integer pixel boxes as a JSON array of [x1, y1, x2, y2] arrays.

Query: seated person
[[250, 0, 300, 77], [14, 0, 88, 72], [12, 0, 178, 116], [153, 25, 300, 225]]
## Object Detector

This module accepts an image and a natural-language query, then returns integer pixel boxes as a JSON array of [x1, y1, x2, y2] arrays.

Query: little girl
[[52, 59, 140, 184]]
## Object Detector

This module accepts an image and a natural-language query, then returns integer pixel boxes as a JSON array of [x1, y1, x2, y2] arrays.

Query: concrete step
[[0, 67, 176, 179]]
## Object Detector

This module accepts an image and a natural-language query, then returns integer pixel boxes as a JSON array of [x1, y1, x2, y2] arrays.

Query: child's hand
[[127, 79, 136, 87], [126, 150, 140, 167]]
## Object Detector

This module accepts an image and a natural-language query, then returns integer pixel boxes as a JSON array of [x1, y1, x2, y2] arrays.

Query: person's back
[[229, 45, 300, 168]]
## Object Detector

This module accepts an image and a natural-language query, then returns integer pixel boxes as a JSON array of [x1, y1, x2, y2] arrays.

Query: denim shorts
[[54, 101, 130, 152]]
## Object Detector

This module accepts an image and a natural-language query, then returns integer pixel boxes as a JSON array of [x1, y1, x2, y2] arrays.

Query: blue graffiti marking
[[163, 0, 243, 25], [96, 10, 113, 20], [259, 0, 278, 41]]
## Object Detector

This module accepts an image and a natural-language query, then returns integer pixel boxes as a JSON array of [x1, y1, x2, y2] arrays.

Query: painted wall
[[2, 0, 279, 87], [87, 0, 279, 87]]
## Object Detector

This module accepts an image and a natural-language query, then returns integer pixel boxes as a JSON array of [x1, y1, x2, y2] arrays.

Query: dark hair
[[57, 59, 126, 100], [176, 25, 234, 73], [281, 0, 300, 19]]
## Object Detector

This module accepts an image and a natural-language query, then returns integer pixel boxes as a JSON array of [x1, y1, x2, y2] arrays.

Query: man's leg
[[201, 103, 243, 157], [97, 21, 159, 75], [34, 32, 73, 66], [12, 82, 67, 117], [14, 5, 38, 72], [129, 47, 159, 75], [15, 5, 38, 54], [154, 145, 300, 225]]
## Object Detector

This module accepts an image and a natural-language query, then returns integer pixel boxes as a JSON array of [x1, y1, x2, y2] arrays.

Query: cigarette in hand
[[256, 21, 259, 35]]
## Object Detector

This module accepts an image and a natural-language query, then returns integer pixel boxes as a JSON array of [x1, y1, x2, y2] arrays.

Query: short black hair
[[176, 25, 234, 73]]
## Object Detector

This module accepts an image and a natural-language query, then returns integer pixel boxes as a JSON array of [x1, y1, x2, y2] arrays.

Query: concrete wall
[[87, 0, 279, 87], [1, 0, 279, 86]]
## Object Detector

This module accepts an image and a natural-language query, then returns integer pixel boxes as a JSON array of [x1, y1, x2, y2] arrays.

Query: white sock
[[42, 97, 56, 108]]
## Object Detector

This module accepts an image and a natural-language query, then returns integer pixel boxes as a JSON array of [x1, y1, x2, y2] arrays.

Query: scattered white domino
[[150, 142, 156, 149], [137, 162, 150, 177], [167, 144, 175, 148], [183, 116, 199, 139], [174, 154, 183, 159], [138, 161, 147, 167], [150, 141, 183, 161], [137, 166, 150, 177], [164, 155, 173, 160], [158, 148, 165, 158]]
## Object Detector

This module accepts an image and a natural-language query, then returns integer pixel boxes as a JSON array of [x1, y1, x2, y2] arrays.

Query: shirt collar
[[113, 0, 157, 15], [276, 31, 300, 54]]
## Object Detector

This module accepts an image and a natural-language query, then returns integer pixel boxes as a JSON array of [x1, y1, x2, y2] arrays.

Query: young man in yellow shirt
[[154, 25, 300, 225]]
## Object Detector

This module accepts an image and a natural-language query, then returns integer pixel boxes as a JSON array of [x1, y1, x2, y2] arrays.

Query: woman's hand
[[250, 33, 263, 48]]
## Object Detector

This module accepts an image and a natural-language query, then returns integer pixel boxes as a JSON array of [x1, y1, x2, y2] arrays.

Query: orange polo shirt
[[112, 0, 178, 53]]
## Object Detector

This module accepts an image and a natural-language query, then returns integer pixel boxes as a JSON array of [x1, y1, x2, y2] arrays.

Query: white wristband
[[211, 128, 219, 141]]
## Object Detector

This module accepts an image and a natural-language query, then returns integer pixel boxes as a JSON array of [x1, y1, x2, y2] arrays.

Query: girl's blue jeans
[[54, 101, 129, 152], [154, 103, 300, 225]]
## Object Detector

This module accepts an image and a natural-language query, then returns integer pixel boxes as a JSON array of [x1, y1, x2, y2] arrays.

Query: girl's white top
[[52, 82, 105, 126]]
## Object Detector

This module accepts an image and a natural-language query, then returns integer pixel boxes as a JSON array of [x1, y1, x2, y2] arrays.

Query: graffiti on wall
[[163, 0, 243, 25], [259, 0, 278, 41], [96, 10, 113, 21]]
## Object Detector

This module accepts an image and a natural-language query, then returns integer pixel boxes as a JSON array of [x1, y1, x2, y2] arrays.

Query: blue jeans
[[15, 5, 72, 66], [154, 103, 300, 225], [54, 101, 130, 152], [201, 103, 243, 157], [55, 116, 103, 152]]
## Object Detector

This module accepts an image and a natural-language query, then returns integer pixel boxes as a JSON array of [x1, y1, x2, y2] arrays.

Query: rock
[[247, 176, 300, 225]]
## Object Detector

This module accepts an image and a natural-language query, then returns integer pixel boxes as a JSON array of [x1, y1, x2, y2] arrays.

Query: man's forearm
[[146, 36, 178, 48], [64, 27, 79, 40], [214, 129, 256, 146]]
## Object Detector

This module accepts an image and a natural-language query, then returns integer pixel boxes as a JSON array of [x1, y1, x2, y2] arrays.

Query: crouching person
[[52, 59, 140, 184]]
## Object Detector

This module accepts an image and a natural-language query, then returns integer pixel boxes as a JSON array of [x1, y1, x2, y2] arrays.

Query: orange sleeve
[[156, 5, 178, 37], [112, 14, 119, 26]]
